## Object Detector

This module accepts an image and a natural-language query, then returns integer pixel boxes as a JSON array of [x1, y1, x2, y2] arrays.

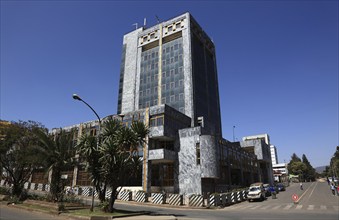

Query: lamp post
[[72, 94, 101, 212], [232, 126, 236, 142]]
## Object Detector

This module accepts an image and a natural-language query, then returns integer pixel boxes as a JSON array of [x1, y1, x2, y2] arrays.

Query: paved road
[[1, 181, 338, 220], [0, 204, 66, 220], [113, 181, 339, 219], [224, 181, 339, 213]]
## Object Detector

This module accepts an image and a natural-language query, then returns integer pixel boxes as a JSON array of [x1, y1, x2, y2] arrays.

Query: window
[[163, 164, 174, 186], [196, 143, 201, 165], [179, 79, 183, 87], [168, 26, 173, 32], [179, 93, 184, 101], [149, 115, 164, 127], [90, 128, 96, 136], [170, 95, 175, 102], [77, 169, 91, 186], [170, 82, 174, 89]]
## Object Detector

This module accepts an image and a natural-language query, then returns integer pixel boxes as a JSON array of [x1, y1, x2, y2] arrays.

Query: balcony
[[148, 149, 177, 164]]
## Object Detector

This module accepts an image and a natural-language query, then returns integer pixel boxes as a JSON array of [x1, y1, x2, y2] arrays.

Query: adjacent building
[[241, 134, 274, 184]]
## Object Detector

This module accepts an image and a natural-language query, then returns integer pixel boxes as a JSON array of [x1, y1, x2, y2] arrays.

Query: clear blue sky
[[1, 0, 338, 167]]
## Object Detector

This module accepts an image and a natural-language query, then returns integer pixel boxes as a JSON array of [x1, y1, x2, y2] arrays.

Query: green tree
[[77, 133, 107, 202], [289, 161, 307, 181], [302, 154, 316, 181], [288, 153, 307, 181], [329, 147, 339, 178], [99, 117, 149, 212], [0, 120, 44, 199], [35, 128, 76, 202]]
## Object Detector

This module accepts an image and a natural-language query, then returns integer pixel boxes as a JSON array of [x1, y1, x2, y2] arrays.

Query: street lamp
[[72, 93, 101, 212], [233, 126, 236, 142]]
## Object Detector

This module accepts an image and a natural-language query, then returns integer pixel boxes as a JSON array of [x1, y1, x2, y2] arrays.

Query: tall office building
[[115, 12, 224, 194], [117, 12, 221, 135]]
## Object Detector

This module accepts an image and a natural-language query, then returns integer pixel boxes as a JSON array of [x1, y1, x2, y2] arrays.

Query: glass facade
[[139, 46, 159, 109], [161, 37, 184, 112], [117, 45, 126, 114], [139, 37, 184, 113]]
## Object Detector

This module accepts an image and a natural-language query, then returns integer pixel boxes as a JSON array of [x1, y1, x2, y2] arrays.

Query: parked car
[[269, 185, 279, 194], [276, 183, 286, 191], [263, 184, 271, 196], [247, 183, 266, 202]]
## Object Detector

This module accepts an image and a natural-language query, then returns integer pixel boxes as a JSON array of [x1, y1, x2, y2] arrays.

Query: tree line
[[0, 118, 149, 213], [287, 153, 316, 182], [321, 147, 339, 178]]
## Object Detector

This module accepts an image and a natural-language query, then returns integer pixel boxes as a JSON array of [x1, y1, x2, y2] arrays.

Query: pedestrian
[[300, 182, 303, 190], [330, 183, 335, 196], [337, 185, 339, 196], [327, 177, 330, 185]]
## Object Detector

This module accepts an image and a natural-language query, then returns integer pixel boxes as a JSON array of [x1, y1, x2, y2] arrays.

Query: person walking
[[300, 182, 303, 190], [336, 184, 339, 196], [330, 183, 336, 196]]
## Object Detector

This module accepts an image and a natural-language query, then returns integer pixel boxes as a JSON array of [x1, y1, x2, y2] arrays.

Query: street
[[0, 205, 65, 220], [113, 181, 339, 220], [0, 181, 338, 220]]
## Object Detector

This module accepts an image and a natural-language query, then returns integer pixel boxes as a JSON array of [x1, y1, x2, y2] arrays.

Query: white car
[[247, 184, 266, 202]]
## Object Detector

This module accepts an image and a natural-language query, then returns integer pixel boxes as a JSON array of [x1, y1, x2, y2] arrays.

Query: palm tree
[[35, 128, 76, 202], [99, 117, 149, 212], [77, 133, 107, 202]]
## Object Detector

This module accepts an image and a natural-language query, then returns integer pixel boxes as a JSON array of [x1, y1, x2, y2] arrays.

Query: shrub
[[0, 187, 11, 195], [99, 200, 109, 212]]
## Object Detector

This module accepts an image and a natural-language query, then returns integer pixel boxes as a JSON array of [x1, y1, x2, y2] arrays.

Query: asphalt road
[[0, 205, 65, 220], [113, 181, 339, 220], [1, 180, 338, 220]]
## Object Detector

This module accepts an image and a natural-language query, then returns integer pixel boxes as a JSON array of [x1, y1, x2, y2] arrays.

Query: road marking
[[295, 181, 315, 203], [306, 181, 318, 202], [320, 205, 327, 210], [307, 205, 314, 210], [295, 205, 303, 210], [260, 205, 270, 209], [250, 205, 262, 209], [238, 204, 254, 209], [272, 205, 281, 210], [283, 204, 293, 210]]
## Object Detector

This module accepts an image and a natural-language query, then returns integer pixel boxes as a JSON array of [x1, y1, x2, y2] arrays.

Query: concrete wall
[[178, 127, 202, 195]]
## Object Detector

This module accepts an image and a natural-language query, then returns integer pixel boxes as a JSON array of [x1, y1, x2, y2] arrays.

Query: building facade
[[241, 134, 274, 184], [270, 145, 278, 165], [116, 12, 224, 194]]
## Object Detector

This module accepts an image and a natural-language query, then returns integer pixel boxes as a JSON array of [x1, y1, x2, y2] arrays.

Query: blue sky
[[1, 0, 338, 167]]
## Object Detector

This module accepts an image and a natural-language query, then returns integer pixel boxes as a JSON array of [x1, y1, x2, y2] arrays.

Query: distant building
[[272, 163, 288, 182], [270, 145, 278, 165], [241, 134, 274, 184]]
